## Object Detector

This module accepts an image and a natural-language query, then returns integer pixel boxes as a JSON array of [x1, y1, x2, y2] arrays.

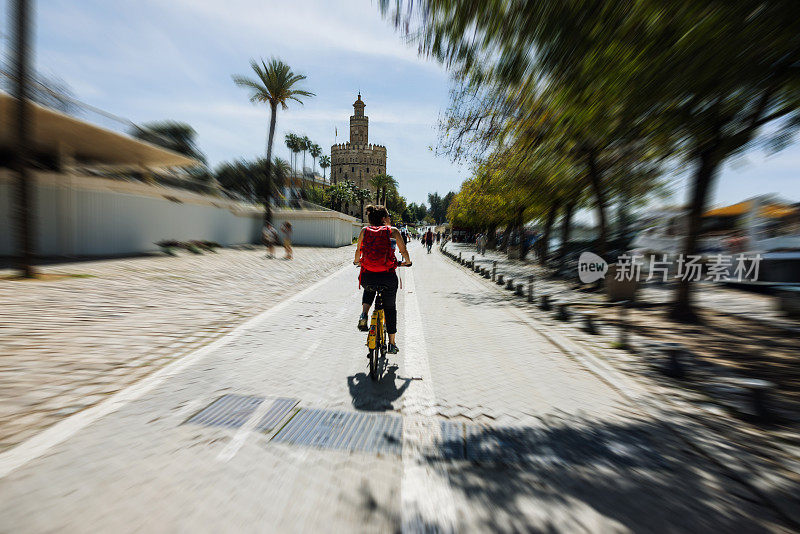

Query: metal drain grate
[[255, 398, 299, 432], [185, 394, 264, 428], [272, 409, 402, 456], [439, 421, 465, 459]]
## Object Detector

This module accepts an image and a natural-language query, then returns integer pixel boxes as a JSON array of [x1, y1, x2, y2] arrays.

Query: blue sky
[[5, 0, 800, 208]]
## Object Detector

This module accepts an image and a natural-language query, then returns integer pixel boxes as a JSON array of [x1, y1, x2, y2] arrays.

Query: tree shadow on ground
[[347, 366, 411, 412], [448, 290, 518, 308], [421, 416, 789, 533]]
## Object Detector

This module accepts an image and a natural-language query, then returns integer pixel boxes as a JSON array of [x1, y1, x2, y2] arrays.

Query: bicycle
[[364, 263, 411, 380]]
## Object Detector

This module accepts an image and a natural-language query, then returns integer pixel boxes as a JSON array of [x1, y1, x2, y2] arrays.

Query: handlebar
[[353, 261, 413, 267]]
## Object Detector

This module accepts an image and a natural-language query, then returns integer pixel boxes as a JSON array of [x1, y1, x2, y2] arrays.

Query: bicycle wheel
[[369, 347, 377, 380], [379, 314, 387, 359]]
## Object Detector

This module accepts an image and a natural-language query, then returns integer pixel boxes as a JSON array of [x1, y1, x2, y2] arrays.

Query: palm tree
[[369, 173, 398, 205], [300, 135, 311, 177], [359, 188, 372, 221], [310, 143, 322, 175], [319, 155, 331, 182], [271, 157, 291, 204], [233, 58, 314, 221], [369, 174, 388, 204], [284, 133, 297, 175]]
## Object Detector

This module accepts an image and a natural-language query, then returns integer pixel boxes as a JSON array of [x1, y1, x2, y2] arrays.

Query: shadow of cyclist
[[347, 366, 412, 412]]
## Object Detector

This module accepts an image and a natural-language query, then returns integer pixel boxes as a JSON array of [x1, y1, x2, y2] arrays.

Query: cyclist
[[354, 205, 411, 354]]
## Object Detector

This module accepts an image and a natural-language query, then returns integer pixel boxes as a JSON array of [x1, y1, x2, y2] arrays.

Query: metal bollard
[[492, 261, 497, 282], [539, 293, 551, 311], [730, 378, 775, 421], [459, 252, 462, 263], [555, 301, 570, 321], [527, 274, 534, 302], [617, 301, 630, 349], [496, 274, 504, 285], [659, 342, 685, 379], [581, 311, 598, 334], [505, 278, 515, 290], [515, 283, 524, 296]]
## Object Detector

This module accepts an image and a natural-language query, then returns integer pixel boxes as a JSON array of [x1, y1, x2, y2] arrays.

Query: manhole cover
[[272, 409, 402, 456], [185, 394, 264, 428]]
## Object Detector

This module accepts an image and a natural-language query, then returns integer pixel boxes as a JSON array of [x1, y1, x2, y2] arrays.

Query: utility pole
[[11, 0, 36, 277]]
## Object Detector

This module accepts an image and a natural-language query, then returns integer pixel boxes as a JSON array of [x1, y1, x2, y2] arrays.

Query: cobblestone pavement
[[0, 246, 355, 452], [0, 244, 792, 532]]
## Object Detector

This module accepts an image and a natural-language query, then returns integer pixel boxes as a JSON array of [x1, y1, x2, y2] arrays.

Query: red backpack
[[360, 226, 396, 272]]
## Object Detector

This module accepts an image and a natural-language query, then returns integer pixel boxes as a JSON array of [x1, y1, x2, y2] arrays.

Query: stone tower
[[330, 93, 387, 220], [350, 93, 368, 144]]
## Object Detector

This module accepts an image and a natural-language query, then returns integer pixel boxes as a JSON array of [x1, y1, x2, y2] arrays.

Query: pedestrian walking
[[262, 223, 279, 258], [281, 221, 293, 260]]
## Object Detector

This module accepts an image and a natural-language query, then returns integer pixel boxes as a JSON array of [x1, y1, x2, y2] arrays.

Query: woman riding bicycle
[[354, 205, 411, 354]]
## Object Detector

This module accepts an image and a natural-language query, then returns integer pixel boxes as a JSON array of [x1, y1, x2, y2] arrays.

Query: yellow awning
[[0, 92, 198, 168], [704, 201, 797, 219]]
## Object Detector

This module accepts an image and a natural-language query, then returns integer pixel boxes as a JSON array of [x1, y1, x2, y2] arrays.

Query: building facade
[[330, 93, 387, 220]]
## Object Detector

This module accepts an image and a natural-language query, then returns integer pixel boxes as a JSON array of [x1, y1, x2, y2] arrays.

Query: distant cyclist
[[354, 205, 411, 354]]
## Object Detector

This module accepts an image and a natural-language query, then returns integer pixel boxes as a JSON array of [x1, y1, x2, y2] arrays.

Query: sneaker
[[357, 313, 368, 331], [387, 343, 399, 354]]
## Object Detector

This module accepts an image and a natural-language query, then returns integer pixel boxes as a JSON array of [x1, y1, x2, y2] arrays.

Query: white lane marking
[[401, 268, 457, 533], [216, 398, 276, 462], [0, 264, 352, 480]]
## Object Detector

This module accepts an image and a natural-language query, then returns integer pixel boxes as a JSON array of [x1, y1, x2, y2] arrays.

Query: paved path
[[0, 246, 354, 452], [0, 245, 789, 532]]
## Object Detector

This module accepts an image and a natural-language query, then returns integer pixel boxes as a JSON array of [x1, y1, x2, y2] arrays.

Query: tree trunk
[[586, 149, 608, 259], [558, 202, 575, 270], [500, 225, 512, 253], [486, 224, 498, 248], [515, 208, 529, 260], [264, 102, 277, 223], [12, 0, 35, 277], [670, 146, 719, 321], [538, 200, 560, 266]]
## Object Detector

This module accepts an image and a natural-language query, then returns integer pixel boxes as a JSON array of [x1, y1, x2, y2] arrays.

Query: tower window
[[366, 167, 369, 173], [352, 167, 355, 172]]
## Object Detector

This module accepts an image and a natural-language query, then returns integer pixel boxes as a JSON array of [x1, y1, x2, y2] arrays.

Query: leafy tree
[[214, 157, 288, 209], [384, 0, 800, 318], [132, 121, 206, 164], [233, 58, 314, 222]]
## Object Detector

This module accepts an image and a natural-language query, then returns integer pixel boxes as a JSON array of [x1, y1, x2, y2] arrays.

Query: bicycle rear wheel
[[369, 348, 378, 380]]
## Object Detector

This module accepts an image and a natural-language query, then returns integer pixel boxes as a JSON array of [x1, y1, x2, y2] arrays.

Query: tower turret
[[350, 93, 368, 145]]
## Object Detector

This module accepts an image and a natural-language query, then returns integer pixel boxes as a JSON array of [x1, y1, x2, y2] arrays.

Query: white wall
[[0, 171, 358, 257], [0, 172, 262, 257], [272, 209, 358, 248]]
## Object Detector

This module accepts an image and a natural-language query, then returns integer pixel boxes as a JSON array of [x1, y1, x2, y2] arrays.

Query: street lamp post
[[11, 0, 36, 278]]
